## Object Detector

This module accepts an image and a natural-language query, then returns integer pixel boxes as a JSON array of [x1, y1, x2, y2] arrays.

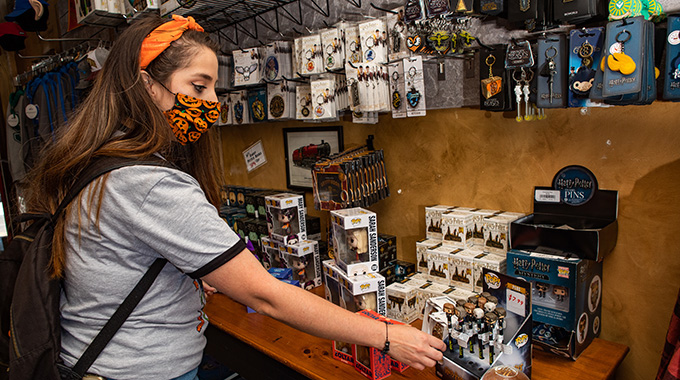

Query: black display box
[[510, 186, 618, 262]]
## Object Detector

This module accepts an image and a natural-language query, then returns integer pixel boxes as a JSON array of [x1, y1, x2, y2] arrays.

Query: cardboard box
[[260, 236, 284, 269], [441, 211, 474, 249], [483, 214, 516, 256], [323, 260, 355, 365], [507, 248, 602, 359], [470, 209, 499, 246], [449, 249, 475, 291], [386, 281, 419, 323], [416, 238, 441, 274], [355, 310, 392, 380], [331, 208, 379, 276], [426, 245, 455, 285], [472, 250, 507, 293], [425, 270, 533, 379], [337, 271, 387, 316], [280, 240, 322, 290], [425, 205, 454, 240], [266, 193, 307, 245], [510, 175, 618, 261]]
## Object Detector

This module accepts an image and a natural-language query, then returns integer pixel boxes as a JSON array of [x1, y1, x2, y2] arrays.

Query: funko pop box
[[507, 248, 602, 360], [423, 269, 532, 380], [330, 207, 379, 276], [265, 193, 307, 245], [279, 240, 322, 290]]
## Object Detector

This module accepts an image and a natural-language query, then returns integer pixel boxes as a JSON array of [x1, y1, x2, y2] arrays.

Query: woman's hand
[[202, 281, 217, 298], [385, 323, 446, 370]]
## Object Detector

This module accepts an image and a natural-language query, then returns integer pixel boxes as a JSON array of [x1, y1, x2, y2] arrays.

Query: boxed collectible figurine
[[423, 270, 532, 380], [279, 240, 322, 290], [331, 208, 379, 276], [472, 251, 507, 293], [394, 260, 416, 281], [415, 281, 452, 319], [482, 214, 516, 256], [510, 165, 618, 261], [507, 248, 602, 360], [426, 245, 455, 285], [386, 281, 419, 323], [265, 193, 307, 245], [338, 271, 387, 316], [323, 260, 356, 365], [416, 239, 441, 274], [378, 234, 397, 268], [470, 209, 500, 246], [441, 211, 475, 249], [354, 309, 392, 380], [449, 249, 476, 291], [425, 205, 454, 240]]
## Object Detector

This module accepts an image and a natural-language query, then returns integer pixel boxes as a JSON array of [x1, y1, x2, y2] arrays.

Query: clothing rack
[[13, 41, 102, 87]]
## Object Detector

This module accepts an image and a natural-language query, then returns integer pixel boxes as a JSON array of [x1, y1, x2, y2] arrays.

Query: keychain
[[539, 46, 557, 104], [512, 67, 534, 122], [481, 55, 503, 99], [607, 30, 636, 75]]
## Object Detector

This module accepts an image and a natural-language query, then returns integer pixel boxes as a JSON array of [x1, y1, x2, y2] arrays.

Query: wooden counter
[[203, 292, 629, 380]]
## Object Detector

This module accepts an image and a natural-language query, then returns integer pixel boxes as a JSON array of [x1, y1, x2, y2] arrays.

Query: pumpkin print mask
[[163, 92, 220, 145]]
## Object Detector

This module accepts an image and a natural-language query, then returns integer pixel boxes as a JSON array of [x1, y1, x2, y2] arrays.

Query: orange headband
[[140, 15, 205, 69]]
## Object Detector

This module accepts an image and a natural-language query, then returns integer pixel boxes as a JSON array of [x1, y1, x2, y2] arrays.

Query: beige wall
[[220, 101, 680, 380]]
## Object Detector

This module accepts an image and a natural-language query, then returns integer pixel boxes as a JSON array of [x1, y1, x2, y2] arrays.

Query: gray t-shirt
[[59, 165, 245, 379]]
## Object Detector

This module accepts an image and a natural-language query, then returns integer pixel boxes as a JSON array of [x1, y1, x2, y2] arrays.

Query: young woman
[[25, 15, 445, 379]]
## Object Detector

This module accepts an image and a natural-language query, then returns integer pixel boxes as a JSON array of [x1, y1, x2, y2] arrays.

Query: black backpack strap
[[62, 258, 168, 379], [53, 156, 176, 220]]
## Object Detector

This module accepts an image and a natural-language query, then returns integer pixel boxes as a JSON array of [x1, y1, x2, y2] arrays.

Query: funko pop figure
[[346, 228, 369, 262], [349, 264, 369, 277], [553, 285, 567, 302], [536, 282, 549, 298], [354, 293, 377, 312], [276, 208, 298, 244], [290, 256, 315, 290]]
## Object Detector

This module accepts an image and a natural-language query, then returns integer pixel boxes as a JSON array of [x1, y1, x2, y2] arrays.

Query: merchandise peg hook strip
[[370, 3, 397, 14]]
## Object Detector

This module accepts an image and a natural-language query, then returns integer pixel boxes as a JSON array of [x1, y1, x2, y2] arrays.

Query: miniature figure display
[[346, 228, 369, 262], [276, 208, 299, 243]]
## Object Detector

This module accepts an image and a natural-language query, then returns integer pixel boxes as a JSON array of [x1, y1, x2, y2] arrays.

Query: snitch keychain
[[481, 54, 502, 99], [391, 70, 402, 109]]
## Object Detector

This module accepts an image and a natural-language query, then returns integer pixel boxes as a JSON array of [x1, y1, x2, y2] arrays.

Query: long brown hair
[[24, 15, 222, 278]]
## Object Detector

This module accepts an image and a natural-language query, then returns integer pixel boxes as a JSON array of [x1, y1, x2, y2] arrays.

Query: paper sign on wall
[[243, 140, 267, 172]]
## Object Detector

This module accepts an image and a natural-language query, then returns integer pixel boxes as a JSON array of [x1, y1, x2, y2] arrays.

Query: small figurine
[[484, 312, 499, 365], [536, 282, 549, 298], [290, 256, 314, 290], [486, 295, 498, 305], [443, 303, 456, 351], [494, 307, 506, 337], [473, 308, 485, 357], [477, 296, 488, 310], [276, 208, 298, 244], [354, 293, 377, 312], [454, 306, 467, 359], [346, 228, 369, 263], [553, 285, 567, 302], [484, 301, 497, 313]]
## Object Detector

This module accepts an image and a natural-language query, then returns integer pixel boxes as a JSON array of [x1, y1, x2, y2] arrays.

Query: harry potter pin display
[[387, 7, 409, 62], [233, 48, 261, 86], [664, 15, 680, 100], [568, 27, 604, 107], [389, 61, 406, 118], [248, 87, 268, 123], [359, 19, 388, 64], [344, 24, 363, 65], [295, 84, 312, 120], [321, 26, 344, 71], [404, 56, 426, 117]]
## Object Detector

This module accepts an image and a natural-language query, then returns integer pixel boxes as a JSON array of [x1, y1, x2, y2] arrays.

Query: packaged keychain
[[387, 6, 409, 62], [359, 19, 388, 64], [296, 85, 313, 120], [568, 27, 604, 107], [267, 80, 296, 120], [231, 90, 250, 125], [404, 56, 426, 117], [218, 95, 232, 126], [321, 26, 344, 71], [311, 77, 337, 120], [389, 61, 407, 118], [404, 0, 425, 22], [536, 35, 567, 108], [344, 24, 363, 65], [602, 17, 644, 97], [480, 44, 511, 111], [663, 15, 680, 100], [296, 34, 324, 76], [248, 87, 268, 123]]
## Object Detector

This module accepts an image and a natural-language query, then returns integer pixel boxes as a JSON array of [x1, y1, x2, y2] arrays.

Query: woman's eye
[[192, 83, 206, 92]]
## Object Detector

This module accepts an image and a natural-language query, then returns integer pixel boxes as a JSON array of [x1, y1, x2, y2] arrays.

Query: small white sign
[[535, 189, 560, 203], [243, 140, 267, 172], [7, 114, 19, 127], [25, 104, 38, 119], [506, 288, 526, 317]]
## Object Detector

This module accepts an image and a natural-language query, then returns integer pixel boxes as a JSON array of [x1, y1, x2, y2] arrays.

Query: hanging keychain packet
[[295, 85, 313, 120], [248, 87, 268, 123], [663, 15, 680, 100], [389, 61, 407, 118], [233, 48, 261, 87], [480, 44, 512, 112], [404, 56, 426, 117], [568, 27, 605, 107], [387, 6, 409, 61], [602, 17, 645, 97], [321, 26, 345, 71], [536, 35, 567, 108]]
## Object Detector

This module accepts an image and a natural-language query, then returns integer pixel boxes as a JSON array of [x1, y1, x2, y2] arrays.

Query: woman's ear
[[140, 70, 155, 96]]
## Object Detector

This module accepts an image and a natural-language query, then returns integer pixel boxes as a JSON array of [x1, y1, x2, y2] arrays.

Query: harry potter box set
[[508, 165, 618, 360]]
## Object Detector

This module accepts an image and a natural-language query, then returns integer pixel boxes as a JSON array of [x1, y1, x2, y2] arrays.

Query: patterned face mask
[[163, 93, 220, 145]]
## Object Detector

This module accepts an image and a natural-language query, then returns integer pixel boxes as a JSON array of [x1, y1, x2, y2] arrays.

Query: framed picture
[[283, 126, 344, 190]]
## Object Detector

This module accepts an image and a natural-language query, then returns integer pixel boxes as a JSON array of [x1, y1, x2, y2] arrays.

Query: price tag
[[506, 289, 526, 317], [25, 104, 38, 119], [535, 189, 560, 203], [242, 140, 267, 173]]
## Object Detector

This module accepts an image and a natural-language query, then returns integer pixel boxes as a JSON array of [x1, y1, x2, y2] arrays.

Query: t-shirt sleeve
[[129, 170, 246, 278]]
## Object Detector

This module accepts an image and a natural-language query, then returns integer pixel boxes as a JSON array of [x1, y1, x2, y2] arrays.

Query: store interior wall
[[220, 101, 680, 380]]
